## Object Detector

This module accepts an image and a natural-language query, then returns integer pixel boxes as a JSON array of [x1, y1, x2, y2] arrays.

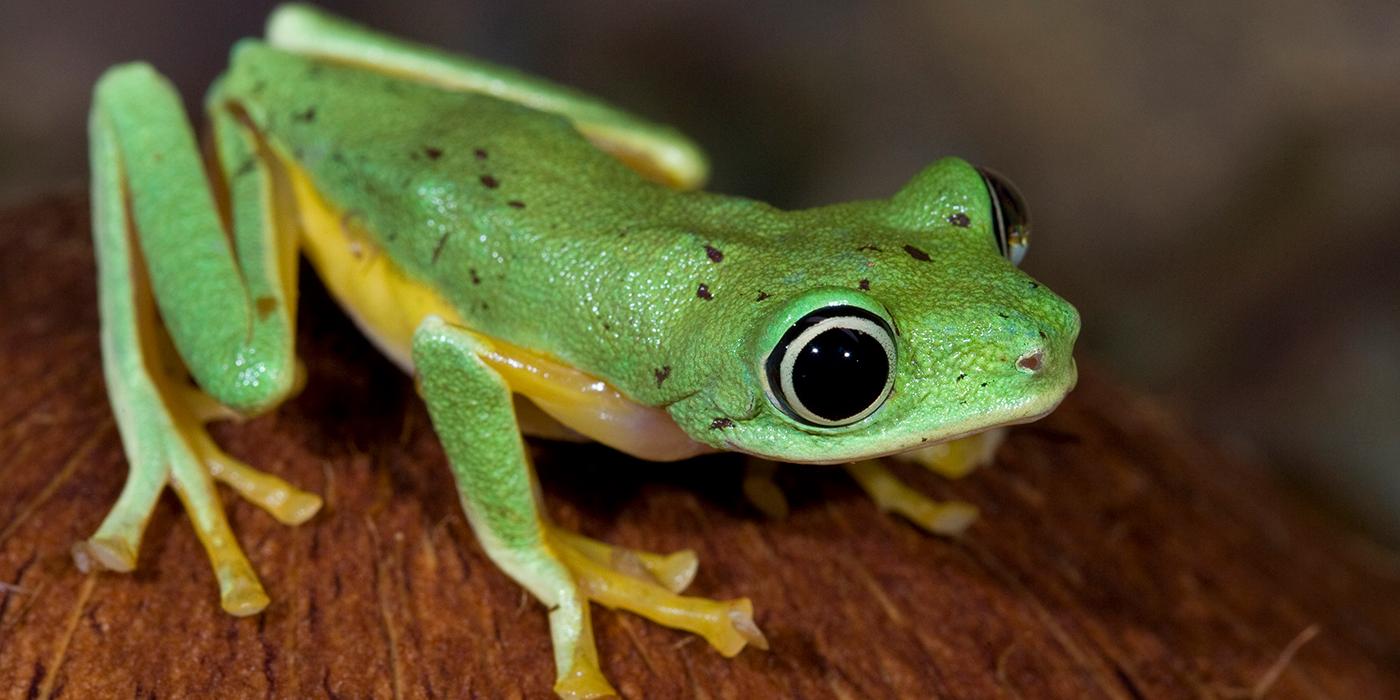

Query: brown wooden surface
[[2, 194, 1399, 699]]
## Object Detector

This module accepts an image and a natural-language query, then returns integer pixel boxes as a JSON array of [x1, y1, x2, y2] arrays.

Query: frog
[[78, 4, 1079, 697]]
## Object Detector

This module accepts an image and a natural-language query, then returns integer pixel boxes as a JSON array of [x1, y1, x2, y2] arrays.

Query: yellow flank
[[286, 158, 461, 368], [283, 156, 713, 461]]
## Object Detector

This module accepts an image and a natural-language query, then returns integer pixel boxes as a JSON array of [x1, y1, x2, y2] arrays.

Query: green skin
[[86, 4, 1079, 695]]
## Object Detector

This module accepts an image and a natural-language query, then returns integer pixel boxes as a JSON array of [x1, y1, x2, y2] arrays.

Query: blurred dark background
[[3, 1, 1397, 544]]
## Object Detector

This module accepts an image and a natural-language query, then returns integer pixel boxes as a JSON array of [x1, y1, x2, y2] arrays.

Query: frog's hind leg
[[82, 63, 317, 614], [413, 317, 764, 699], [264, 3, 708, 189]]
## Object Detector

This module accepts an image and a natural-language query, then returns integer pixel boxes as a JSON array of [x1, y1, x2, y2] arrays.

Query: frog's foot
[[846, 460, 979, 536], [889, 428, 1007, 480], [741, 458, 790, 520], [74, 383, 321, 616], [544, 524, 768, 658]]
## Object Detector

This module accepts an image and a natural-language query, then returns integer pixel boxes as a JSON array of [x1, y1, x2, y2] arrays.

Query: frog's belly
[[280, 155, 712, 462]]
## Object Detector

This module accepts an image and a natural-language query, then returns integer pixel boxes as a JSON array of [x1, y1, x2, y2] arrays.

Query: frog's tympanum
[[82, 5, 1079, 696]]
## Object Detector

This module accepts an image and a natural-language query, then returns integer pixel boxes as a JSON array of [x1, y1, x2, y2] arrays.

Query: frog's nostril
[[1016, 350, 1044, 373]]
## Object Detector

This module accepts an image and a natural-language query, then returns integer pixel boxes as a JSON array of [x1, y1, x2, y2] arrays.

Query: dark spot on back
[[654, 366, 672, 387], [756, 291, 770, 302], [710, 417, 734, 430], [947, 212, 970, 227], [858, 279, 871, 291], [980, 382, 988, 387], [424, 147, 443, 160], [903, 244, 931, 262], [431, 233, 450, 263], [704, 245, 724, 263], [234, 159, 256, 178], [469, 268, 480, 285], [998, 312, 1010, 319], [957, 373, 967, 382], [1029, 282, 1040, 289], [293, 107, 316, 123], [255, 296, 277, 319], [696, 284, 713, 300], [506, 200, 526, 209], [474, 148, 488, 160], [1039, 330, 1047, 339], [480, 174, 500, 189]]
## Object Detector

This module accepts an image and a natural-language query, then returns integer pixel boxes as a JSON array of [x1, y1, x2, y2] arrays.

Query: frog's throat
[[280, 154, 712, 462]]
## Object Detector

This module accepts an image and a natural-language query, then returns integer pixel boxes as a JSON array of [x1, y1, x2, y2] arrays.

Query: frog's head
[[666, 157, 1080, 463]]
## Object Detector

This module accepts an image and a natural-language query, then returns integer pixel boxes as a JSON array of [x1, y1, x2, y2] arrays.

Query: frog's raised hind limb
[[412, 317, 764, 699], [82, 63, 319, 614], [264, 2, 708, 190]]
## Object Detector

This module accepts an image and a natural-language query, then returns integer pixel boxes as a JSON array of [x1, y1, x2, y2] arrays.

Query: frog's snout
[[976, 295, 1079, 383]]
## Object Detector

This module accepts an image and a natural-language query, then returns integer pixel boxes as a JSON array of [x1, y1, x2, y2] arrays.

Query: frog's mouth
[[718, 359, 1077, 465]]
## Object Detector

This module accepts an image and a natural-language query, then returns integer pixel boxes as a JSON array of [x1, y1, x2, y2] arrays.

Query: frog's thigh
[[890, 428, 1008, 480], [264, 4, 707, 189], [412, 318, 765, 698], [82, 63, 317, 614]]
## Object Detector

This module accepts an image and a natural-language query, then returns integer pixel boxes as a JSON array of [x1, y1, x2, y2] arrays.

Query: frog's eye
[[763, 305, 896, 427], [977, 166, 1031, 266]]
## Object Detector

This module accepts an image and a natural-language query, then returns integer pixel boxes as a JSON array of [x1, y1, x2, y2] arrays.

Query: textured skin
[[86, 5, 1081, 695], [215, 40, 1080, 462], [411, 317, 603, 690]]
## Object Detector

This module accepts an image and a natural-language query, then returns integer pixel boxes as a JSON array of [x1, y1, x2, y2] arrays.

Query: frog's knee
[[411, 315, 488, 360], [94, 61, 162, 97]]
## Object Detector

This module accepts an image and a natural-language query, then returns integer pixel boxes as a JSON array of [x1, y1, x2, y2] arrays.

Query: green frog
[[81, 5, 1079, 696]]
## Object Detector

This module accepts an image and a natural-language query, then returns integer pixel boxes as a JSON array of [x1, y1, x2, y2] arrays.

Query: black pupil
[[789, 324, 889, 423]]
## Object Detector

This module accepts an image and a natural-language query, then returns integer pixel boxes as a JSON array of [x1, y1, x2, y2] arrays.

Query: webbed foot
[[75, 382, 321, 615], [546, 524, 768, 659]]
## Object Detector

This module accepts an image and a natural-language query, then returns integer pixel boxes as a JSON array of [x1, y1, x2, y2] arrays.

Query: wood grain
[[2, 195, 1398, 699]]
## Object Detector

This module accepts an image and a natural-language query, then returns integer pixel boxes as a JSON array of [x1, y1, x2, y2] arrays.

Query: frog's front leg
[[741, 431, 1003, 536], [889, 428, 1007, 479], [841, 431, 1006, 536], [845, 461, 979, 536], [82, 64, 318, 614], [413, 318, 764, 699]]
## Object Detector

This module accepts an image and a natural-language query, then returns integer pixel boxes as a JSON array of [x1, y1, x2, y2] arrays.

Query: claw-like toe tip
[[221, 580, 271, 616], [278, 491, 324, 526], [554, 663, 618, 699], [728, 598, 769, 652], [926, 502, 979, 536], [73, 538, 137, 573], [655, 550, 699, 593]]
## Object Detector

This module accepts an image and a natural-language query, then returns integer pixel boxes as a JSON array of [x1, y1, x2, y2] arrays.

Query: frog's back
[[218, 42, 790, 398]]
